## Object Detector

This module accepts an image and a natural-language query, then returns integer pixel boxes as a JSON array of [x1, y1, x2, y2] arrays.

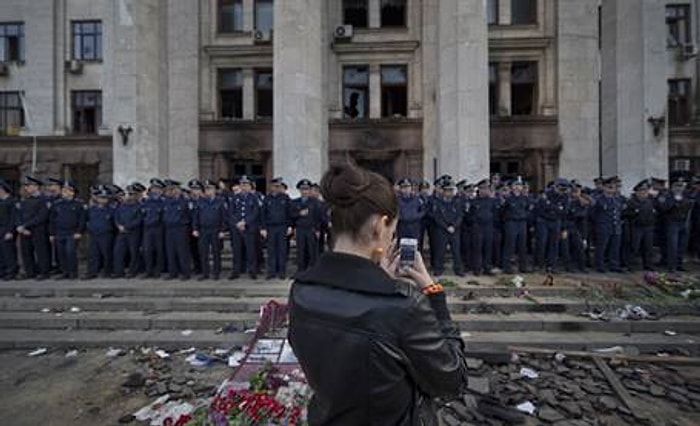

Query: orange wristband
[[422, 283, 444, 295]]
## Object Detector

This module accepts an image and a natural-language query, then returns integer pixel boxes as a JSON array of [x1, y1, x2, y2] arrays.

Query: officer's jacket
[[86, 205, 115, 235], [0, 196, 17, 235], [114, 202, 143, 233], [536, 191, 568, 221], [49, 198, 86, 236], [660, 194, 694, 223], [193, 196, 227, 231], [261, 193, 292, 228], [592, 195, 625, 234], [141, 195, 163, 228], [398, 195, 424, 224], [468, 196, 500, 226], [230, 192, 262, 228], [292, 197, 321, 230], [431, 196, 464, 230], [502, 194, 531, 221], [162, 196, 192, 227], [18, 194, 50, 230], [625, 195, 656, 227]]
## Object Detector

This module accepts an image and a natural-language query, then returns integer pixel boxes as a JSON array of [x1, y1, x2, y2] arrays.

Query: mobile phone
[[399, 238, 418, 268]]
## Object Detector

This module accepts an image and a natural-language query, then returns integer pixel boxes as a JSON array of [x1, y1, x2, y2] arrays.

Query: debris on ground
[[27, 348, 48, 357]]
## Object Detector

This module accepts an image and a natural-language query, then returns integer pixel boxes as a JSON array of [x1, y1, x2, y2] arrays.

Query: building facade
[[0, 0, 698, 195]]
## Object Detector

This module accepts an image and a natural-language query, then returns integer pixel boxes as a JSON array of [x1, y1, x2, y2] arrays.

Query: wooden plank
[[508, 345, 700, 366]]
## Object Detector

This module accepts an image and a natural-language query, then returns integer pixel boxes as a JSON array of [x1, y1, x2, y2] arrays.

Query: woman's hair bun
[[320, 165, 372, 207]]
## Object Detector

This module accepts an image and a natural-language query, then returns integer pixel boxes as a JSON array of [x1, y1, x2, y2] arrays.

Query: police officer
[[0, 180, 18, 280], [470, 179, 500, 276], [502, 177, 531, 274], [188, 179, 205, 275], [261, 178, 293, 280], [292, 179, 322, 273], [142, 178, 166, 278], [396, 178, 424, 240], [49, 181, 85, 279], [535, 178, 569, 273], [85, 187, 115, 279], [16, 176, 51, 280], [431, 178, 465, 277], [192, 179, 227, 280], [417, 180, 432, 253], [427, 175, 450, 271], [229, 176, 262, 279], [162, 179, 192, 280], [592, 177, 625, 273], [311, 183, 330, 254], [660, 178, 694, 272], [458, 181, 476, 273], [113, 183, 145, 278], [624, 179, 657, 271], [562, 181, 592, 273]]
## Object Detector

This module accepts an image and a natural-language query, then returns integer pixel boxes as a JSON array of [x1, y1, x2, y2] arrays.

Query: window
[[343, 66, 369, 119], [0, 23, 24, 62], [255, 69, 273, 118], [219, 69, 243, 119], [666, 5, 691, 47], [487, 0, 499, 25], [255, 0, 274, 32], [71, 91, 102, 134], [489, 63, 498, 116], [668, 79, 691, 126], [219, 0, 244, 33], [381, 65, 407, 117], [0, 92, 24, 136], [72, 21, 102, 61], [511, 0, 536, 25], [343, 0, 368, 28], [381, 0, 406, 27], [511, 61, 537, 115]]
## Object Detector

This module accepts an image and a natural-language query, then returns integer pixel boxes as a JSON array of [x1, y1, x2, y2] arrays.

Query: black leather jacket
[[288, 252, 468, 426]]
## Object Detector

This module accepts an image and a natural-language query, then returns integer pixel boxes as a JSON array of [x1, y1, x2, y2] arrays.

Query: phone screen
[[399, 238, 417, 268]]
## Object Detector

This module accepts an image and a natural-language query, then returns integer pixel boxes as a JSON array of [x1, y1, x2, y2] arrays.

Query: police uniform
[[142, 178, 166, 278], [261, 178, 293, 279], [49, 181, 86, 279], [192, 180, 227, 280], [501, 178, 531, 274], [625, 180, 656, 271], [187, 179, 205, 275], [17, 176, 52, 279], [228, 176, 262, 279], [292, 179, 322, 273], [457, 182, 475, 273], [469, 180, 500, 275], [113, 184, 145, 278], [162, 180, 192, 279], [535, 179, 569, 272], [660, 179, 694, 272], [85, 189, 116, 278], [418, 180, 432, 253], [430, 180, 464, 276], [561, 182, 591, 273], [592, 178, 625, 273], [396, 178, 424, 240], [0, 180, 18, 280]]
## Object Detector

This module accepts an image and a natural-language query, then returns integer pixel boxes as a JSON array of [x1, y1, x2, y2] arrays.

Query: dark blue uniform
[[292, 197, 321, 272], [113, 201, 143, 278], [17, 194, 51, 278], [193, 196, 227, 279], [0, 196, 18, 280], [86, 204, 115, 277], [502, 194, 531, 273], [625, 195, 656, 270], [162, 196, 192, 279], [660, 194, 693, 272], [229, 192, 262, 277], [469, 196, 499, 274], [141, 194, 165, 278], [397, 194, 424, 240], [49, 197, 85, 278], [261, 193, 292, 278], [535, 191, 568, 271], [592, 194, 625, 272], [458, 194, 474, 272], [562, 195, 590, 272], [431, 196, 464, 276]]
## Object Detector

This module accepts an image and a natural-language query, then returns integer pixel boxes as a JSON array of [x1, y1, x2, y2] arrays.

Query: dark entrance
[[231, 160, 267, 194], [0, 165, 20, 195], [356, 158, 394, 183]]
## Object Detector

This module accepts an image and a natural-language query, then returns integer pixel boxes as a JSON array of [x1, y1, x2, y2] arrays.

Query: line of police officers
[[0, 175, 328, 281], [395, 174, 700, 277]]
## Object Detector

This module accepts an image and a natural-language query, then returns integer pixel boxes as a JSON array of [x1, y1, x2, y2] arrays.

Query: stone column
[[369, 64, 382, 119], [368, 0, 381, 28], [557, 0, 600, 181], [243, 0, 254, 31], [242, 69, 255, 120], [436, 0, 490, 181], [497, 62, 512, 116], [498, 0, 511, 25], [601, 0, 668, 189], [273, 0, 327, 187]]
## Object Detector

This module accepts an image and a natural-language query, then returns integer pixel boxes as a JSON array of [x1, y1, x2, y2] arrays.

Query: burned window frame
[[71, 90, 102, 134], [219, 68, 244, 119], [380, 64, 408, 118]]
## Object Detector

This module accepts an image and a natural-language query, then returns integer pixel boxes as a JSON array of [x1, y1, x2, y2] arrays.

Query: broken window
[[668, 78, 691, 126], [489, 63, 499, 116], [0, 91, 24, 135], [255, 69, 273, 118], [219, 69, 243, 119], [666, 4, 691, 47], [343, 65, 369, 119], [381, 65, 407, 118], [71, 91, 102, 134], [511, 61, 537, 116], [381, 0, 406, 27], [0, 23, 24, 62], [343, 0, 368, 28], [220, 0, 244, 33]]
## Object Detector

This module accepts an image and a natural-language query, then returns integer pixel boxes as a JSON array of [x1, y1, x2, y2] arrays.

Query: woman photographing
[[288, 164, 469, 425]]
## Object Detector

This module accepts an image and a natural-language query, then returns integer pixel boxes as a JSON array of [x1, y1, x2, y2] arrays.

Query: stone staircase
[[0, 275, 699, 355]]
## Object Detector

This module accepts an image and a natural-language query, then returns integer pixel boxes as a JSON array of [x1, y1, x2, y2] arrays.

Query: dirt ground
[[0, 349, 232, 426]]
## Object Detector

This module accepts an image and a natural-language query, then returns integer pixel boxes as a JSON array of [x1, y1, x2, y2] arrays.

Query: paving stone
[[467, 376, 490, 395], [649, 384, 666, 397], [538, 389, 558, 406], [597, 395, 618, 412], [559, 400, 582, 418], [538, 405, 565, 423], [465, 357, 484, 370]]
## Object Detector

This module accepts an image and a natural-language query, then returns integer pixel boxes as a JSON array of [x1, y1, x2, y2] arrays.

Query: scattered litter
[[69, 306, 81, 313], [510, 275, 525, 288], [554, 353, 566, 363], [28, 348, 48, 357], [461, 332, 472, 338], [510, 352, 520, 363], [133, 395, 170, 422], [519, 367, 539, 379], [244, 328, 256, 334], [65, 349, 79, 358], [155, 349, 170, 359], [228, 351, 246, 368], [583, 304, 656, 322], [177, 347, 196, 355], [594, 346, 624, 354], [215, 323, 239, 334], [181, 329, 193, 336], [664, 330, 678, 336], [106, 347, 125, 357], [515, 401, 536, 415], [40, 308, 51, 313], [214, 348, 231, 356], [185, 353, 223, 367], [656, 352, 670, 357]]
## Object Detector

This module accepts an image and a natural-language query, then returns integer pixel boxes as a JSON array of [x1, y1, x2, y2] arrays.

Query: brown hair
[[320, 164, 398, 239]]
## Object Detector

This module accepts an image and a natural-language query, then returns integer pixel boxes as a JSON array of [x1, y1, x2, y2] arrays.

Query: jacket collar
[[295, 252, 399, 295]]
